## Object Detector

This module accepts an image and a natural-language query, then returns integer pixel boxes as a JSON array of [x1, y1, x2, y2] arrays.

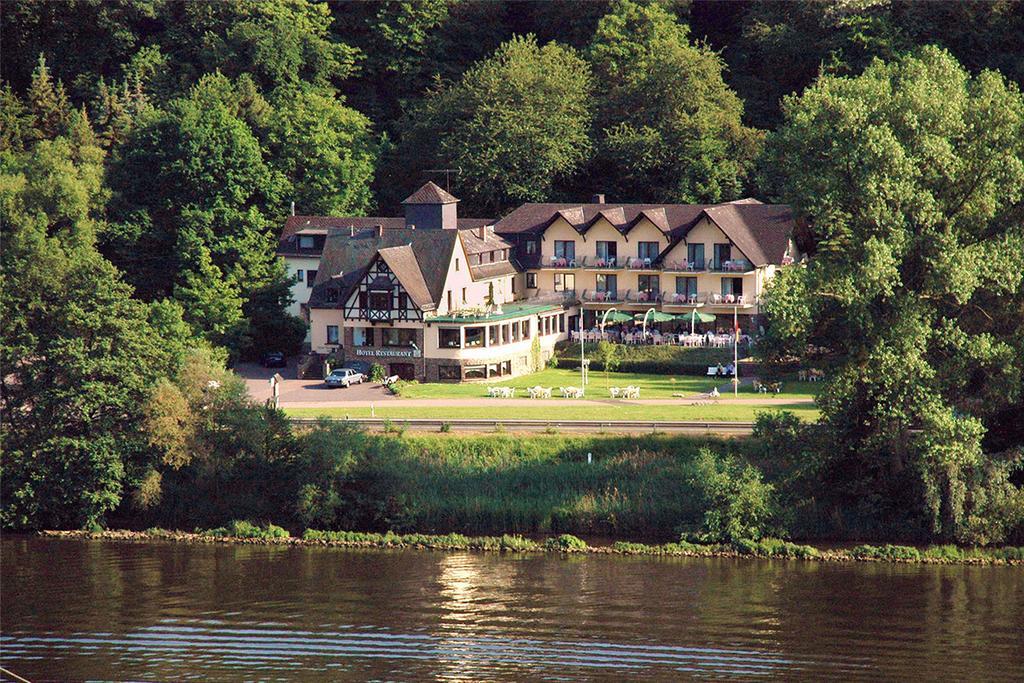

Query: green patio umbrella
[[633, 311, 676, 323], [600, 310, 634, 325], [676, 310, 716, 334]]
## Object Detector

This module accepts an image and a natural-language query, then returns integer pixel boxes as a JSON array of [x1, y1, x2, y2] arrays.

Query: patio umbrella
[[676, 310, 716, 334], [602, 310, 634, 324], [633, 311, 676, 323]]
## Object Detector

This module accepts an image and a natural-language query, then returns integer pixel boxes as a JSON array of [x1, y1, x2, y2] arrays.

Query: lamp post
[[733, 306, 739, 396]]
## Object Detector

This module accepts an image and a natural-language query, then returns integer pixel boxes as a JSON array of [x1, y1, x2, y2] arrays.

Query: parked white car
[[324, 368, 366, 388]]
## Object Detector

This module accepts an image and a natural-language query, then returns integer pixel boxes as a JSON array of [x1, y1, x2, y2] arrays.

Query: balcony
[[623, 257, 659, 271], [709, 259, 754, 273], [662, 292, 756, 307], [662, 259, 704, 272], [585, 256, 620, 269], [541, 255, 580, 269], [580, 289, 621, 304], [623, 289, 662, 305]]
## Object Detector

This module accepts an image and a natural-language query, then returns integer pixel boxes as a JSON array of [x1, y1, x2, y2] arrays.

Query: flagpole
[[734, 306, 739, 396]]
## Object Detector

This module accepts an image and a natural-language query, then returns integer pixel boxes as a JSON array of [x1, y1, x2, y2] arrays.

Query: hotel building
[[289, 183, 799, 382]]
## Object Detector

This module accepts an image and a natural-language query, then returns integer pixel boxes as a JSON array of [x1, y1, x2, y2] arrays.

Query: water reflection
[[2, 538, 1022, 680]]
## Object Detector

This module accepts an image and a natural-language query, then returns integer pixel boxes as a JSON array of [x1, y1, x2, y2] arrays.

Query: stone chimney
[[376, 224, 384, 237], [478, 225, 487, 240], [591, 193, 606, 204]]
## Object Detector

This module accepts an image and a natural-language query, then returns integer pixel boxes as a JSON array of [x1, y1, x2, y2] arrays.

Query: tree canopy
[[760, 47, 1024, 542]]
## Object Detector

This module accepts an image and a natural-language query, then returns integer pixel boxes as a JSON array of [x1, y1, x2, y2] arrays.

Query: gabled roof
[[377, 245, 434, 309], [494, 199, 794, 267], [278, 214, 491, 256], [309, 228, 459, 310], [458, 226, 513, 255], [402, 181, 459, 205], [701, 204, 793, 266]]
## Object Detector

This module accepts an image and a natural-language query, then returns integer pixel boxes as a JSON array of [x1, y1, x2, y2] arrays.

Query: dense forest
[[2, 0, 1023, 543]]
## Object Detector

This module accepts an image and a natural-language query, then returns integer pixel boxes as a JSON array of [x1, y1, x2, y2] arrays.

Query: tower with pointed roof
[[402, 181, 459, 230]]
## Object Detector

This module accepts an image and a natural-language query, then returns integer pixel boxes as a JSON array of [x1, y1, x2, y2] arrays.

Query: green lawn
[[287, 402, 819, 422], [393, 367, 821, 402]]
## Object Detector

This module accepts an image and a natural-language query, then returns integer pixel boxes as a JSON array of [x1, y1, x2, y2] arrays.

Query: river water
[[2, 537, 1022, 680]]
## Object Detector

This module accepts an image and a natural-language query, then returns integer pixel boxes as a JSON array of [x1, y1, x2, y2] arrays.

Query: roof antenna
[[424, 168, 461, 192]]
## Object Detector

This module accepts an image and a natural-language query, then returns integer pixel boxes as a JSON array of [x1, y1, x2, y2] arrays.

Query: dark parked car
[[261, 351, 286, 368], [341, 360, 372, 376]]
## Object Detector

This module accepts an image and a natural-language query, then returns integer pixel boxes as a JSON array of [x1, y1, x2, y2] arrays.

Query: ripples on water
[[2, 538, 1022, 680]]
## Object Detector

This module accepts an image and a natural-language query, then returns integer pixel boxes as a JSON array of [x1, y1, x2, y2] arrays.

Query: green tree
[[760, 47, 1024, 542], [595, 339, 620, 388], [266, 87, 377, 215], [25, 54, 72, 141], [586, 0, 763, 203], [294, 421, 366, 528], [108, 73, 302, 356], [390, 35, 593, 214], [687, 448, 779, 542]]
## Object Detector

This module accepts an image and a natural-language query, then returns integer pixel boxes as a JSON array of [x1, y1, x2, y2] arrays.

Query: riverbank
[[38, 529, 1024, 566]]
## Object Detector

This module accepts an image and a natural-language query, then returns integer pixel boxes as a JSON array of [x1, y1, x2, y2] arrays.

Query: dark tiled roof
[[402, 181, 459, 205], [493, 199, 793, 266], [278, 215, 492, 255], [377, 245, 434, 309], [309, 228, 459, 310], [470, 261, 518, 280], [458, 226, 512, 255]]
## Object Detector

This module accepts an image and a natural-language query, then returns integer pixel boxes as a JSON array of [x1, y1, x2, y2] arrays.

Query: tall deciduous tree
[[760, 47, 1024, 543], [390, 35, 593, 215], [586, 0, 763, 203]]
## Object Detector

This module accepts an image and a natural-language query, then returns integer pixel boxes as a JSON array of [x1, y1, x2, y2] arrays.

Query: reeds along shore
[[37, 529, 1024, 566]]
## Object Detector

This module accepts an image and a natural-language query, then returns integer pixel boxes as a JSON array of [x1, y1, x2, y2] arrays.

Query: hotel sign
[[354, 347, 422, 358]]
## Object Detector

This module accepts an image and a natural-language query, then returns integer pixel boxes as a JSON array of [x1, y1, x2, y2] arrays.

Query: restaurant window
[[439, 328, 461, 348], [326, 325, 339, 344], [554, 273, 575, 292], [526, 273, 537, 289], [501, 324, 510, 344], [464, 326, 484, 348], [353, 327, 372, 347], [554, 240, 575, 261], [559, 314, 565, 333], [306, 269, 317, 287], [676, 276, 698, 297], [525, 239, 538, 255], [489, 325, 500, 345], [382, 328, 416, 347], [713, 243, 732, 269], [439, 365, 461, 380], [687, 244, 705, 269], [511, 321, 520, 342], [501, 360, 511, 376], [638, 274, 659, 294], [464, 365, 486, 379], [595, 241, 617, 263], [522, 320, 531, 339], [637, 241, 659, 261]]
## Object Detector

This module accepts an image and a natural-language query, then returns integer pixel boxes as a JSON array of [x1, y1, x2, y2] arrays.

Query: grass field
[[286, 402, 819, 422], [392, 367, 821, 401]]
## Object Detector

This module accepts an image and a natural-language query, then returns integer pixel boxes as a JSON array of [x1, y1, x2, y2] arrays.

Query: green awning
[[634, 311, 676, 323]]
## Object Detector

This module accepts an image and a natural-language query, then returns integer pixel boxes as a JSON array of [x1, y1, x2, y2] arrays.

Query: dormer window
[[299, 235, 315, 249], [525, 239, 538, 255]]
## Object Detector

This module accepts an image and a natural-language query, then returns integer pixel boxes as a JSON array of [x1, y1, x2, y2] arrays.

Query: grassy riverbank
[[39, 528, 1024, 566]]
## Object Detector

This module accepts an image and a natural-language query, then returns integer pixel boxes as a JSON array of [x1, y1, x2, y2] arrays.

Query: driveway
[[234, 361, 396, 404]]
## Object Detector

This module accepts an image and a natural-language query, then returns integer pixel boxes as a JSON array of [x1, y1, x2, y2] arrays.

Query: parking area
[[234, 360, 396, 404]]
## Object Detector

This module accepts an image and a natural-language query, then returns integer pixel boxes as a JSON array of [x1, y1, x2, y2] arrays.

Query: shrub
[[851, 544, 921, 561], [732, 538, 819, 558], [545, 534, 588, 552], [370, 364, 386, 383], [202, 520, 290, 540], [439, 421, 451, 433], [687, 448, 779, 542]]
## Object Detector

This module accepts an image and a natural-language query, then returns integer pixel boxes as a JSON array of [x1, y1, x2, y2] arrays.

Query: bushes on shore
[[201, 520, 289, 540]]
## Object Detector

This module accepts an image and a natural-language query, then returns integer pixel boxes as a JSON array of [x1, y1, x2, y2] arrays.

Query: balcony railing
[[662, 291, 756, 306], [580, 289, 621, 303], [624, 257, 659, 270], [543, 255, 580, 268], [624, 289, 662, 304], [662, 259, 704, 272], [709, 259, 754, 273]]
